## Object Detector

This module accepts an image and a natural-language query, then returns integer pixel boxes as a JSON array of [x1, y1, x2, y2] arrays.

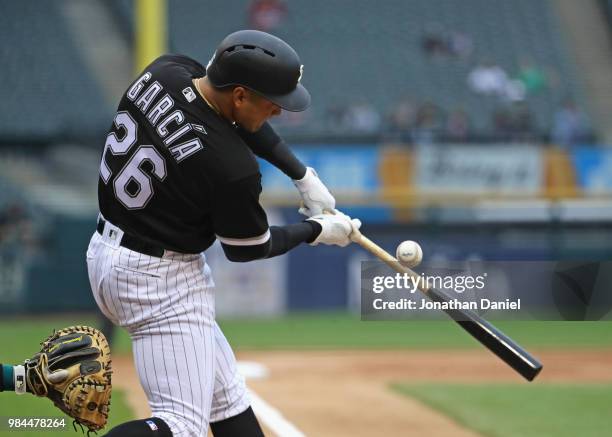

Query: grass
[[0, 313, 609, 436], [218, 312, 612, 350], [394, 383, 612, 437], [0, 389, 133, 437], [0, 313, 610, 358], [0, 315, 104, 361]]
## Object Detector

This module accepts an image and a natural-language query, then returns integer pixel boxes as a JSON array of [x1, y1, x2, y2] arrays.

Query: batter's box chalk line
[[237, 361, 306, 437]]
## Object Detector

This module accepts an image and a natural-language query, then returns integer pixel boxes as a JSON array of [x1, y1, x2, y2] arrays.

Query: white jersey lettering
[[127, 72, 152, 101]]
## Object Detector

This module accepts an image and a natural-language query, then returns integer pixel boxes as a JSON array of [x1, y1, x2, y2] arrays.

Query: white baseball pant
[[86, 219, 251, 436]]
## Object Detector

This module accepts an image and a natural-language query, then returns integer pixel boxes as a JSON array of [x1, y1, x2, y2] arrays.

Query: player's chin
[[245, 120, 266, 132]]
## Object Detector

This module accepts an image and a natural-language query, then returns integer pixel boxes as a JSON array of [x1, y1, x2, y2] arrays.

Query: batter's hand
[[307, 209, 361, 247], [293, 167, 336, 216]]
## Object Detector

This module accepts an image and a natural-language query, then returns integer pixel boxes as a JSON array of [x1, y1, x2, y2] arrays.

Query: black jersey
[[98, 54, 269, 254]]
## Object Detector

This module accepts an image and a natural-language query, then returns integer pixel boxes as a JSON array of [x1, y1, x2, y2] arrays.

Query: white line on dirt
[[238, 361, 306, 437], [249, 390, 306, 437]]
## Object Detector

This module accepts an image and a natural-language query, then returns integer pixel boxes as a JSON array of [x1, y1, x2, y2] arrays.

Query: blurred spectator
[[503, 79, 526, 102], [493, 107, 512, 135], [492, 102, 535, 141], [516, 58, 547, 95], [421, 23, 473, 60], [326, 104, 349, 132], [468, 61, 510, 96], [445, 108, 471, 141], [248, 0, 287, 31], [0, 202, 41, 256], [0, 203, 27, 245], [511, 102, 535, 139], [411, 101, 444, 144], [448, 31, 474, 59], [387, 97, 417, 134], [551, 99, 590, 147], [0, 202, 39, 299], [468, 61, 525, 101], [421, 23, 449, 58], [342, 100, 382, 134]]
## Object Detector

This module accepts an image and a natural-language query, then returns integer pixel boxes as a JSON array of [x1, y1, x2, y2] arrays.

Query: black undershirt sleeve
[[236, 122, 307, 180], [220, 221, 321, 262], [221, 243, 269, 262], [267, 221, 320, 257]]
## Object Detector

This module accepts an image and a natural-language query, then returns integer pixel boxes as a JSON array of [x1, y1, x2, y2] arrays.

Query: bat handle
[[320, 208, 364, 246], [350, 229, 408, 269], [350, 227, 364, 244]]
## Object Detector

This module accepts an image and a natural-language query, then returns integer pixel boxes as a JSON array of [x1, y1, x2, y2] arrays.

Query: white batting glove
[[293, 167, 336, 217], [307, 210, 362, 247]]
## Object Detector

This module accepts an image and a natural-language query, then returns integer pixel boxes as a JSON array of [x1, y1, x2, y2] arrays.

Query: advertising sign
[[415, 144, 543, 194]]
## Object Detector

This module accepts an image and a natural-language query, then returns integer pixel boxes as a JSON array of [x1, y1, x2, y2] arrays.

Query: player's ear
[[232, 86, 248, 108]]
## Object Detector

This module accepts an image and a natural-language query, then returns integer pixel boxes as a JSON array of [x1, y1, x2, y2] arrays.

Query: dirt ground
[[113, 349, 612, 436]]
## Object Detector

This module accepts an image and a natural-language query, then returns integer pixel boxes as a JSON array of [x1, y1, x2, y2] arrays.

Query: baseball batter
[[87, 30, 360, 436]]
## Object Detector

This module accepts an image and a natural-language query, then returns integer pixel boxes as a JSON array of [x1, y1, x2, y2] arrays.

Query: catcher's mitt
[[24, 326, 112, 433]]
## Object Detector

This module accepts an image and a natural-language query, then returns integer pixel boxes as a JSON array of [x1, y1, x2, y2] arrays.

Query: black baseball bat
[[352, 230, 543, 381], [427, 287, 543, 381]]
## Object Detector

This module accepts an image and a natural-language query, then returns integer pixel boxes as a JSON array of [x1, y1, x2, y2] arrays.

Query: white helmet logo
[[206, 52, 216, 71], [297, 65, 304, 84]]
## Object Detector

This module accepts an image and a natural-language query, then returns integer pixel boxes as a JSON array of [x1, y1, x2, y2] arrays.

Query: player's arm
[[212, 175, 358, 262], [236, 122, 336, 216], [220, 219, 358, 262], [219, 223, 319, 262], [236, 122, 305, 179]]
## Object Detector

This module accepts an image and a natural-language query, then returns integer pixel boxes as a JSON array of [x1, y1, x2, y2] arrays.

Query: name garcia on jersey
[[127, 71, 204, 163]]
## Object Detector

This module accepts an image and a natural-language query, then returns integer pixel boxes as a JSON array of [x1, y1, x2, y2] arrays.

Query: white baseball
[[395, 240, 423, 268]]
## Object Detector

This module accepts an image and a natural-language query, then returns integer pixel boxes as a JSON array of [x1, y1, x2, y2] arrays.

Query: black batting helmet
[[206, 30, 310, 112]]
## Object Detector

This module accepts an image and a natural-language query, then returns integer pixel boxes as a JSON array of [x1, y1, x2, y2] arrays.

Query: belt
[[96, 218, 165, 258]]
